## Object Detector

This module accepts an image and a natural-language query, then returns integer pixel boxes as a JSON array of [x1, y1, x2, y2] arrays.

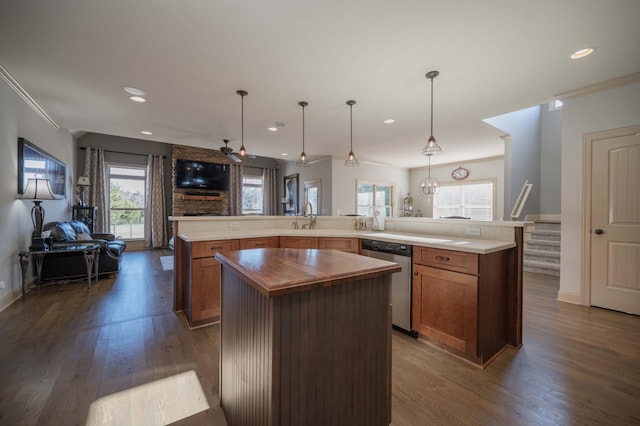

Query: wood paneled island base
[[215, 248, 401, 426]]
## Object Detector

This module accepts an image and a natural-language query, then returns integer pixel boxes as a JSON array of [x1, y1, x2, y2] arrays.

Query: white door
[[591, 133, 640, 314]]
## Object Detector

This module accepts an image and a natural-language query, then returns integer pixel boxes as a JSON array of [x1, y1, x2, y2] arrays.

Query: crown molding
[[555, 72, 640, 101], [0, 65, 59, 129]]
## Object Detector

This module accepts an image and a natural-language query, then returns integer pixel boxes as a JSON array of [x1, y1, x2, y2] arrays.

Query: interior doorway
[[584, 125, 640, 314]]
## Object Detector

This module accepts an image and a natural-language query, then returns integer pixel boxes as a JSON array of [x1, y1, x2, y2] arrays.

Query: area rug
[[86, 370, 209, 425], [160, 256, 174, 271]]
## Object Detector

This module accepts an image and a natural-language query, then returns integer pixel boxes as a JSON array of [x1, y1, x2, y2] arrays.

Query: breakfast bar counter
[[215, 248, 400, 425]]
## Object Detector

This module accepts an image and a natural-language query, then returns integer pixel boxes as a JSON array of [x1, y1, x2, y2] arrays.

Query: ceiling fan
[[219, 139, 241, 162], [219, 139, 254, 163]]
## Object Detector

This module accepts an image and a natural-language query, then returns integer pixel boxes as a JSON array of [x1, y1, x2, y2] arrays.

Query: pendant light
[[237, 90, 248, 156], [344, 100, 359, 167], [422, 71, 443, 156], [296, 101, 310, 167], [419, 154, 439, 198]]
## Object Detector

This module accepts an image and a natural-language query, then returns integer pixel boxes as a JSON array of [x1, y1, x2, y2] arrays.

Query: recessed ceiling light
[[124, 86, 146, 96], [129, 96, 146, 103], [383, 119, 395, 124], [570, 47, 595, 60], [140, 130, 152, 135], [268, 127, 278, 131], [281, 153, 289, 156]]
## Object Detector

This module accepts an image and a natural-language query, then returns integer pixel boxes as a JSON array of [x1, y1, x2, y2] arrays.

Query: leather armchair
[[39, 220, 126, 282]]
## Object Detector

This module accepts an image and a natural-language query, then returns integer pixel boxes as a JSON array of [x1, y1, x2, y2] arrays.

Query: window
[[357, 180, 394, 217], [433, 181, 494, 220], [242, 176, 263, 215], [108, 165, 146, 239]]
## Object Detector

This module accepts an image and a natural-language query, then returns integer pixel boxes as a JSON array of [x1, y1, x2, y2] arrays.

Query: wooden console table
[[19, 243, 100, 300], [215, 248, 400, 425]]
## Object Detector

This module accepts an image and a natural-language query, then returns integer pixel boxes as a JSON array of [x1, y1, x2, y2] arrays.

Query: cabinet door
[[190, 257, 221, 323], [280, 236, 318, 249], [412, 264, 478, 357], [239, 237, 280, 249], [317, 237, 359, 253]]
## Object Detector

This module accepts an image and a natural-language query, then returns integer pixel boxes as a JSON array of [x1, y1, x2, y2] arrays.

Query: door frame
[[581, 124, 640, 306]]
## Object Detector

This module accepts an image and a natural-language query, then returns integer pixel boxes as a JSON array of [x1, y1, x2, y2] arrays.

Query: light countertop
[[178, 228, 515, 254]]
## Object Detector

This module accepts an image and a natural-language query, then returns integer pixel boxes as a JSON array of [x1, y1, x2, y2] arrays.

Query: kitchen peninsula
[[170, 215, 529, 366]]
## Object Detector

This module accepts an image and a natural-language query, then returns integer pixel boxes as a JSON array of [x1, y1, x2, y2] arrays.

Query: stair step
[[524, 252, 560, 264], [530, 230, 561, 241], [524, 259, 561, 276]]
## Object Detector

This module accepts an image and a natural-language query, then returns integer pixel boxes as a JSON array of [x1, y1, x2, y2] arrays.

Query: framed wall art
[[283, 173, 299, 215], [18, 137, 66, 198]]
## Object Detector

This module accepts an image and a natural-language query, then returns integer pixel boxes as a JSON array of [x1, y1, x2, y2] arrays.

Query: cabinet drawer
[[192, 239, 240, 259], [239, 236, 280, 249], [414, 246, 478, 275]]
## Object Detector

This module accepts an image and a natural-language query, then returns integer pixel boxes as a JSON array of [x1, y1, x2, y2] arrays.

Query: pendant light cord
[[430, 76, 434, 138], [302, 103, 305, 151], [349, 102, 353, 151]]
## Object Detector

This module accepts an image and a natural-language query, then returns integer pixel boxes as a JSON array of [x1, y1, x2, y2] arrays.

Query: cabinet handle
[[435, 256, 450, 262], [413, 271, 419, 276], [256, 243, 266, 247], [211, 246, 223, 251]]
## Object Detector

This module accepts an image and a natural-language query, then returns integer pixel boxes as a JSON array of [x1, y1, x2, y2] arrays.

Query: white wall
[[559, 80, 640, 301], [331, 159, 409, 217], [278, 157, 333, 216], [409, 157, 505, 219], [484, 106, 541, 220], [539, 106, 562, 214], [0, 79, 74, 309]]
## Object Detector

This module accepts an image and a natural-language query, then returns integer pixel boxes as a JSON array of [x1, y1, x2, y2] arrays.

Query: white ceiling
[[1, 0, 639, 168]]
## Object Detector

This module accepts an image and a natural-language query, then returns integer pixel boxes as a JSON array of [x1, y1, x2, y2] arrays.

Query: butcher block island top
[[214, 247, 401, 297]]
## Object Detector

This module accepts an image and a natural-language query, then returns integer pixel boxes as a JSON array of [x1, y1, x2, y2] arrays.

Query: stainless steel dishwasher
[[361, 239, 417, 337]]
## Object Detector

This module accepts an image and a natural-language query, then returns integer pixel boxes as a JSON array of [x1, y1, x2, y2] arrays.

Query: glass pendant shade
[[297, 101, 310, 167], [344, 100, 359, 167]]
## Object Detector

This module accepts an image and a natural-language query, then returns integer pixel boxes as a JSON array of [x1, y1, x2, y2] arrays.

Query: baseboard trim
[[0, 289, 21, 313], [557, 290, 580, 305]]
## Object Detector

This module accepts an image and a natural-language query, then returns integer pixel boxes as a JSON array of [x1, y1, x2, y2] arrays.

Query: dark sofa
[[39, 220, 127, 282]]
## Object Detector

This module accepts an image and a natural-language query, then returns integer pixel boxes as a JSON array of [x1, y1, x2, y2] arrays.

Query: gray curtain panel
[[145, 155, 167, 248], [86, 148, 109, 233], [262, 167, 278, 215]]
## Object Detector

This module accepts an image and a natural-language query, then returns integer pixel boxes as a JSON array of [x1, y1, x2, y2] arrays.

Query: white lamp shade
[[20, 178, 56, 201], [77, 176, 91, 186]]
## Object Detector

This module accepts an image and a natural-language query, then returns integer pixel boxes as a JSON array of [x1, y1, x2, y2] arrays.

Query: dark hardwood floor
[[0, 250, 638, 425]]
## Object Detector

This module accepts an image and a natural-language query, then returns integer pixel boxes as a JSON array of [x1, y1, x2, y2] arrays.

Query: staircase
[[523, 220, 561, 277]]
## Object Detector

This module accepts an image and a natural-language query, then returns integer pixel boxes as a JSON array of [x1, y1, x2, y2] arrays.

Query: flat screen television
[[175, 159, 230, 192]]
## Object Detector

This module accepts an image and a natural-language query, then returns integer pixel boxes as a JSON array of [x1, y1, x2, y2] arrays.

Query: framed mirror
[[18, 138, 66, 198]]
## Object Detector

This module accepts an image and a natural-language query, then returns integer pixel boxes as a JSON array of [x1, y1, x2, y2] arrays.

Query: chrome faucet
[[292, 207, 299, 229], [302, 201, 316, 230]]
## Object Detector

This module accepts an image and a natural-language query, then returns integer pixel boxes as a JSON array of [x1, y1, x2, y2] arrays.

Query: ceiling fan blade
[[229, 154, 242, 163]]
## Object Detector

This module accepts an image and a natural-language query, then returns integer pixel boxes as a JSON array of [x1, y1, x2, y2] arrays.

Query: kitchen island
[[215, 248, 400, 426]]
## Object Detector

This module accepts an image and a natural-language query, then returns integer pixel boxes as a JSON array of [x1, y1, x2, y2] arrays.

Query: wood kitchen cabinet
[[279, 235, 318, 249], [412, 245, 514, 366], [239, 236, 280, 249], [318, 237, 359, 253], [181, 239, 239, 327]]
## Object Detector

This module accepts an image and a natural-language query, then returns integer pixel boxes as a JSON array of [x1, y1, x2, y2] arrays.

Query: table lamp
[[20, 177, 56, 250], [77, 175, 91, 206]]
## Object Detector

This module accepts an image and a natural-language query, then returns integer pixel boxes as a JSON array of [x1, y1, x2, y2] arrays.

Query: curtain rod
[[79, 147, 166, 158]]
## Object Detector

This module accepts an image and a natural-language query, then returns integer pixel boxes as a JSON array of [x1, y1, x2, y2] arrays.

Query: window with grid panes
[[356, 180, 394, 217], [433, 182, 494, 220]]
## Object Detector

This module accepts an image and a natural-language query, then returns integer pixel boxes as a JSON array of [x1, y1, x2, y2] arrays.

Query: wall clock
[[451, 166, 470, 180]]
